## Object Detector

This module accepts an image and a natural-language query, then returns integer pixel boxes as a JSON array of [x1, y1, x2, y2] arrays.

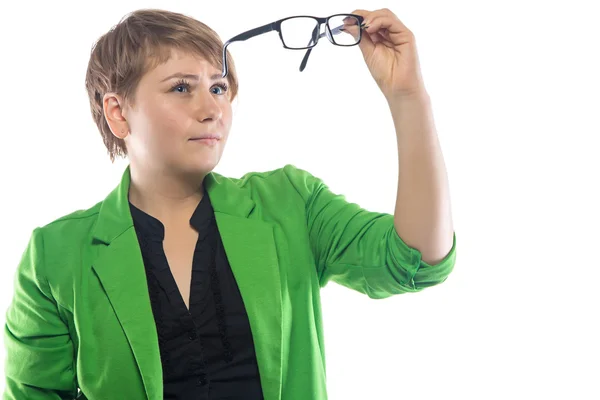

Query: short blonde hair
[[84, 8, 239, 163]]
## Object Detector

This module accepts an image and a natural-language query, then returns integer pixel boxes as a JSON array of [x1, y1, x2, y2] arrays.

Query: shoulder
[[224, 163, 323, 199], [37, 200, 103, 240]]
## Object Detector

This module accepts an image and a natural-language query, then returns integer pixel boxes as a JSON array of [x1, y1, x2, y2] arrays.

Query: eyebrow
[[160, 72, 224, 82]]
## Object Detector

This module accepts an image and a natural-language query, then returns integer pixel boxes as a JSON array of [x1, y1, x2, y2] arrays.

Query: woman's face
[[114, 48, 233, 176]]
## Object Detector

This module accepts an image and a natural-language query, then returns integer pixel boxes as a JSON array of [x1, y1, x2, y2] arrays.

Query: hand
[[348, 8, 427, 101]]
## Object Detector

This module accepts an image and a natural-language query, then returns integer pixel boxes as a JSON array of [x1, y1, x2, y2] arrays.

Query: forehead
[[146, 48, 221, 79]]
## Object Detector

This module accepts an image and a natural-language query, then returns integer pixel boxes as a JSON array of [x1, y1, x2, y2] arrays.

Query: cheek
[[146, 103, 187, 136], [221, 103, 233, 129]]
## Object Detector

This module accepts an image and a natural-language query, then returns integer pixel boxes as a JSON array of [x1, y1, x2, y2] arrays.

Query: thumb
[[357, 28, 375, 62], [348, 10, 375, 61]]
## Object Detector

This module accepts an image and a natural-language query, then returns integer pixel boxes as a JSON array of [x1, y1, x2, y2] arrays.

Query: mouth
[[189, 136, 221, 141], [189, 137, 220, 146]]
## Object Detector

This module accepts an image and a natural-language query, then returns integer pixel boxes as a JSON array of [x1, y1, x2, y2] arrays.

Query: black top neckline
[[128, 183, 213, 242]]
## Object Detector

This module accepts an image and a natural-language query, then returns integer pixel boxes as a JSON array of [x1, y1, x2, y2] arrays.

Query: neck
[[127, 164, 207, 225]]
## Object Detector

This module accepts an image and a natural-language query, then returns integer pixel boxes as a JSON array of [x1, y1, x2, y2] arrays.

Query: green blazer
[[3, 164, 456, 400]]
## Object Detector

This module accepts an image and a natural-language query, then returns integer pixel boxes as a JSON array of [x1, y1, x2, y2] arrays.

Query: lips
[[189, 136, 221, 140]]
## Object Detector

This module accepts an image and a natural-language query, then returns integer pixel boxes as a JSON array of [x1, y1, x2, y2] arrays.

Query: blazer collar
[[93, 164, 255, 243], [91, 165, 283, 400]]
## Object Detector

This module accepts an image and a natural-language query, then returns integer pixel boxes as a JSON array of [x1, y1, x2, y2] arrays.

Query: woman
[[3, 8, 456, 400]]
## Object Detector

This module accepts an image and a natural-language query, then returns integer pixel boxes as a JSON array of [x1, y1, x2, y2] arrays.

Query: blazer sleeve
[[3, 228, 78, 400], [284, 164, 457, 299]]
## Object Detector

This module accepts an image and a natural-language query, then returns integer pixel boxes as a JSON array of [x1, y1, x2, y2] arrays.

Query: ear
[[103, 92, 130, 139]]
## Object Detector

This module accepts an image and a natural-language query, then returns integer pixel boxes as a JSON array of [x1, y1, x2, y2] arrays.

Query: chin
[[185, 158, 219, 173]]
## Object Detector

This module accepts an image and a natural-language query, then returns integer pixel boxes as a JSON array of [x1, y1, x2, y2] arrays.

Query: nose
[[195, 92, 223, 122]]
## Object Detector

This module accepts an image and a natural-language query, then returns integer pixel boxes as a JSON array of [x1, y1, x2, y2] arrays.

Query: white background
[[1, 0, 599, 399]]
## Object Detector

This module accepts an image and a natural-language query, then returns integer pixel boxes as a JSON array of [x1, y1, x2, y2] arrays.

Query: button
[[197, 376, 208, 386], [188, 330, 197, 340]]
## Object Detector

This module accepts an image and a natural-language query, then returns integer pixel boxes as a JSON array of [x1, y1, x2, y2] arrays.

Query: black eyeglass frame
[[221, 13, 367, 78]]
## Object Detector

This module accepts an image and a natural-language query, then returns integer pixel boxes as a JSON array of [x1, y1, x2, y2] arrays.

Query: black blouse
[[128, 183, 264, 400]]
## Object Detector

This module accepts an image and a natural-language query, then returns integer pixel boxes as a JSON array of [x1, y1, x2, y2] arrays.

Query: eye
[[212, 82, 229, 95], [170, 80, 229, 96], [171, 79, 191, 93]]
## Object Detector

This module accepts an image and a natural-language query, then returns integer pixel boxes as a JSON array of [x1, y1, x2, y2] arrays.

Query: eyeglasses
[[221, 13, 367, 78]]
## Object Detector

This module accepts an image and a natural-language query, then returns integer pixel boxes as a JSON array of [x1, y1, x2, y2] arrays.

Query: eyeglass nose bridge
[[312, 19, 338, 46], [298, 16, 363, 72], [303, 26, 332, 52], [306, 21, 327, 49], [324, 22, 334, 44], [318, 17, 362, 46], [304, 17, 342, 48]]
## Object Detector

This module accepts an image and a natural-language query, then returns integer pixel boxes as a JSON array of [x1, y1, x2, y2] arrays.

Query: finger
[[370, 8, 407, 26], [356, 23, 375, 54], [348, 8, 373, 27], [374, 31, 395, 48], [364, 15, 407, 36], [351, 8, 406, 30], [349, 9, 371, 18], [376, 28, 392, 42], [365, 29, 394, 48]]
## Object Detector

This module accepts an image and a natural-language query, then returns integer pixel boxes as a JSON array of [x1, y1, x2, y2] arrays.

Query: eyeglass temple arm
[[222, 22, 276, 78], [299, 23, 348, 73]]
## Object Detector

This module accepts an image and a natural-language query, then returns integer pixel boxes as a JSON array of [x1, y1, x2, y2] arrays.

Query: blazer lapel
[[91, 165, 283, 400]]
